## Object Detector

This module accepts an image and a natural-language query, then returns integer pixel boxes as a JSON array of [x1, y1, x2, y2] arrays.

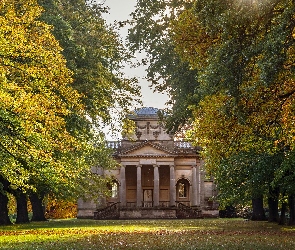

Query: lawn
[[0, 218, 295, 250]]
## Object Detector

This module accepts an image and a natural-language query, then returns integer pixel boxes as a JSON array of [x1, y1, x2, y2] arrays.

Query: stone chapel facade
[[77, 107, 218, 219]]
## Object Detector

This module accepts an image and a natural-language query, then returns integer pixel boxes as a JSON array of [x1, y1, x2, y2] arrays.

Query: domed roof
[[128, 107, 161, 120], [135, 107, 159, 116]]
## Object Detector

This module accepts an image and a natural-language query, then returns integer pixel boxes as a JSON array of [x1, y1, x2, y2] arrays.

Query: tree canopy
[[174, 0, 295, 195], [39, 0, 141, 129], [128, 0, 200, 133], [0, 0, 82, 192], [0, 0, 140, 224], [129, 0, 295, 223]]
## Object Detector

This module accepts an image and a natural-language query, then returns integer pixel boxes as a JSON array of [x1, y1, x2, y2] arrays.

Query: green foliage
[[1, 219, 295, 249], [128, 0, 200, 133], [0, 0, 130, 221], [121, 117, 136, 139], [0, 0, 84, 193], [45, 196, 77, 219], [170, 0, 295, 207], [39, 0, 141, 129]]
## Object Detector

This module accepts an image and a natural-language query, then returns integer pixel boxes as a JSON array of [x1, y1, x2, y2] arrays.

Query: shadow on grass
[[1, 218, 215, 231], [1, 219, 295, 250]]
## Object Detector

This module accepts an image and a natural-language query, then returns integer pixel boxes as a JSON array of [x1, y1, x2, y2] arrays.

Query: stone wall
[[120, 208, 177, 219], [77, 199, 97, 219]]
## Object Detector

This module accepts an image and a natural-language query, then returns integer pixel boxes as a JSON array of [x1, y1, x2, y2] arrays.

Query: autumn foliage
[[45, 197, 77, 219], [172, 0, 295, 223], [0, 0, 137, 225], [128, 0, 295, 224]]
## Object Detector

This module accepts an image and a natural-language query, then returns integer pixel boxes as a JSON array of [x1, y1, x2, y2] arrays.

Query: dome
[[135, 107, 159, 116]]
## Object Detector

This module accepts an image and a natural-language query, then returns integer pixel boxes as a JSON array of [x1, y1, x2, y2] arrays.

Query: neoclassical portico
[[77, 107, 217, 219], [116, 161, 202, 209]]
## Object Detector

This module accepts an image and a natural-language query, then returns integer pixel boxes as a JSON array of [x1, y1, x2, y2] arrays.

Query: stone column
[[169, 165, 176, 206], [153, 164, 159, 207], [191, 165, 198, 206], [200, 167, 205, 207], [196, 165, 201, 206], [119, 164, 126, 206], [136, 165, 142, 207]]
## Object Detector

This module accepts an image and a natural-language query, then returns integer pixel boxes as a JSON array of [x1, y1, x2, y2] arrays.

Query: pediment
[[119, 141, 174, 157], [125, 145, 168, 156]]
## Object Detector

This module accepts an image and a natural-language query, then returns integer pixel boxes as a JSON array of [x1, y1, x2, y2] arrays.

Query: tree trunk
[[30, 193, 47, 221], [0, 192, 11, 225], [0, 176, 11, 225], [268, 188, 279, 223], [288, 195, 295, 225], [15, 190, 29, 224], [279, 201, 287, 225], [251, 195, 266, 221]]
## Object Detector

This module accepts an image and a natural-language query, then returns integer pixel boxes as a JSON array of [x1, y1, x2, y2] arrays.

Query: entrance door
[[143, 189, 153, 207]]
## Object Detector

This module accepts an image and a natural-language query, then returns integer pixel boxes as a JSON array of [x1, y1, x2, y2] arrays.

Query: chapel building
[[77, 107, 218, 219]]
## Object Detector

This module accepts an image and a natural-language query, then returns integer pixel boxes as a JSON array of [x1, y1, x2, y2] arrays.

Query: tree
[[0, 176, 11, 225], [39, 0, 141, 128], [28, 0, 142, 220], [128, 0, 200, 133], [129, 1, 295, 222], [0, 0, 110, 224], [171, 0, 295, 222]]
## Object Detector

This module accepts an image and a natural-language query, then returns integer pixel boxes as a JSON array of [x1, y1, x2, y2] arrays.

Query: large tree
[[128, 0, 200, 133], [31, 0, 142, 219], [129, 0, 295, 223], [172, 0, 295, 222], [0, 0, 82, 223], [39, 0, 141, 128], [0, 0, 125, 224]]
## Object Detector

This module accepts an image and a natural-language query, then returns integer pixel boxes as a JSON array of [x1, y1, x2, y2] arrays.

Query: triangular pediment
[[119, 141, 174, 156], [126, 145, 168, 156]]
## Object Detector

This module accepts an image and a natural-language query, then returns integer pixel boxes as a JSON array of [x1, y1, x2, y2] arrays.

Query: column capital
[[169, 164, 175, 168], [191, 164, 197, 168], [120, 163, 126, 168], [136, 164, 142, 168], [153, 164, 159, 168]]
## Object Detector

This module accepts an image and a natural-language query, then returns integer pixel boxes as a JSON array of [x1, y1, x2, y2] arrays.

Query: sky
[[102, 0, 169, 109]]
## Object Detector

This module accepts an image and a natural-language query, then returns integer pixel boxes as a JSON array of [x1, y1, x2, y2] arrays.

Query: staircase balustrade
[[94, 202, 120, 220], [175, 201, 202, 218]]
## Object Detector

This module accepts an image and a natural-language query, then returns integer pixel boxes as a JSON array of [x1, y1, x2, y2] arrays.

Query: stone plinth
[[119, 208, 177, 219]]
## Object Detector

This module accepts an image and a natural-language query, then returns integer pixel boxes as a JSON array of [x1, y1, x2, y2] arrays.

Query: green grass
[[0, 218, 295, 249]]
